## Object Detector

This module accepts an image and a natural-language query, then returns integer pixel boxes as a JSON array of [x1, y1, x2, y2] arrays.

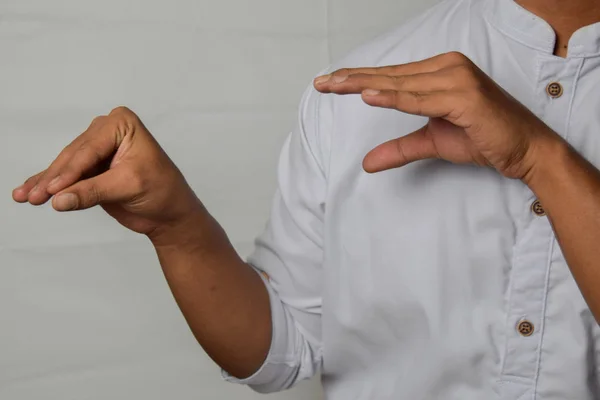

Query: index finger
[[27, 116, 116, 205], [314, 52, 468, 87]]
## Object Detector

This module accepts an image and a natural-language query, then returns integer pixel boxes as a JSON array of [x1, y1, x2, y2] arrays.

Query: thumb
[[363, 125, 438, 173], [51, 168, 138, 212]]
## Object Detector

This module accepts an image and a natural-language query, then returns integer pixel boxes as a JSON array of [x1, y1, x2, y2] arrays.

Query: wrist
[[148, 203, 244, 272], [147, 204, 211, 250], [521, 130, 571, 191]]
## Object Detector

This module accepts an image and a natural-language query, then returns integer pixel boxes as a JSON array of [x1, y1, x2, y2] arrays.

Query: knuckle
[[84, 184, 103, 206], [391, 75, 405, 87], [90, 115, 107, 127], [77, 142, 103, 164], [109, 106, 140, 137], [24, 173, 42, 185], [346, 73, 365, 85], [392, 92, 404, 108], [333, 68, 351, 79], [445, 51, 469, 65], [455, 65, 478, 86], [409, 91, 425, 100], [395, 139, 409, 165], [109, 106, 134, 117], [408, 92, 426, 115], [57, 162, 81, 180], [344, 72, 357, 82]]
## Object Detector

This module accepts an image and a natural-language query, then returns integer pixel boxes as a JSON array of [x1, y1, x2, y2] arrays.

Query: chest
[[319, 50, 600, 393]]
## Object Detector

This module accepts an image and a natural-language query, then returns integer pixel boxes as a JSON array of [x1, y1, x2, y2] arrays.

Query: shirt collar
[[485, 0, 600, 58]]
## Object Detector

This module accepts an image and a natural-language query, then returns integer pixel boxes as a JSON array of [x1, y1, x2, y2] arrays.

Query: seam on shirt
[[318, 77, 335, 196], [253, 266, 320, 366], [313, 84, 331, 184], [566, 52, 600, 59], [532, 230, 556, 399], [500, 232, 520, 376], [564, 58, 585, 142], [301, 87, 327, 180], [287, 316, 323, 382], [517, 389, 534, 400], [531, 54, 544, 119], [500, 374, 534, 383]]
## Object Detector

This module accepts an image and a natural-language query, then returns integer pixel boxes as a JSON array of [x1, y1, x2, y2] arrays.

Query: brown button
[[517, 320, 535, 337], [531, 200, 546, 217], [546, 82, 563, 98]]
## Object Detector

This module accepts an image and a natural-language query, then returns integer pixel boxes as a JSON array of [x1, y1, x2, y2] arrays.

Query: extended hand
[[12, 107, 203, 240], [314, 52, 562, 180]]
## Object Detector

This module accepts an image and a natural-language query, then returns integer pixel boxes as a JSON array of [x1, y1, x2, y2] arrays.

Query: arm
[[148, 209, 273, 379], [524, 138, 600, 321], [12, 107, 272, 379], [13, 81, 327, 392], [155, 84, 328, 387], [146, 81, 329, 388]]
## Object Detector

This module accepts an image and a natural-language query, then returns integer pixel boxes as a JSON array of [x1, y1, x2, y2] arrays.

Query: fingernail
[[314, 75, 330, 85], [363, 89, 381, 96], [333, 74, 348, 83], [48, 176, 61, 189], [29, 185, 40, 194], [54, 193, 78, 211]]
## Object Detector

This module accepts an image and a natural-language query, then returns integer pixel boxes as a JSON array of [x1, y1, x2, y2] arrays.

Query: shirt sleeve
[[221, 80, 331, 393]]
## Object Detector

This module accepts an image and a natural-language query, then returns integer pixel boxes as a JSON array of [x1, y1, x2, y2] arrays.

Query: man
[[12, 0, 600, 398]]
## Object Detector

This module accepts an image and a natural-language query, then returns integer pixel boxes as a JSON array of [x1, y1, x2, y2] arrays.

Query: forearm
[[525, 136, 600, 321], [149, 207, 272, 379]]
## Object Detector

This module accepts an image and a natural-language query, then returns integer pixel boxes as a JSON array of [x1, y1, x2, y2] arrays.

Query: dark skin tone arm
[[12, 0, 600, 381], [12, 108, 271, 379]]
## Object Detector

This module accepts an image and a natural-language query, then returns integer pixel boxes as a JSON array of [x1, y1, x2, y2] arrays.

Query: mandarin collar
[[485, 0, 600, 58]]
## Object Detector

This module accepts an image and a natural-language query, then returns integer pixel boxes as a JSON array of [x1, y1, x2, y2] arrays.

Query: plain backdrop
[[0, 1, 440, 399]]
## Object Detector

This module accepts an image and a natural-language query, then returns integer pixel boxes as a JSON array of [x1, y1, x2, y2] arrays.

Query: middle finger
[[316, 70, 453, 95]]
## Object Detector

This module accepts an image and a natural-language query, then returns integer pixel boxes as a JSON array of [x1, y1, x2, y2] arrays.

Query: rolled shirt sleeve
[[222, 80, 331, 393]]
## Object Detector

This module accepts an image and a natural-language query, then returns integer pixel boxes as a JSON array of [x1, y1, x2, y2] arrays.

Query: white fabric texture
[[224, 0, 600, 398], [0, 1, 440, 399]]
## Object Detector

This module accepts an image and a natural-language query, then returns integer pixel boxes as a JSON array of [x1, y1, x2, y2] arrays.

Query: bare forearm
[[525, 137, 600, 321], [149, 208, 272, 379]]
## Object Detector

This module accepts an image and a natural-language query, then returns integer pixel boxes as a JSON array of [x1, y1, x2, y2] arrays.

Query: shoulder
[[328, 0, 488, 71], [298, 0, 490, 173]]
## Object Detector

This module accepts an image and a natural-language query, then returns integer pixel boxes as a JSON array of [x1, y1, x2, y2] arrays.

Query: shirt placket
[[499, 55, 581, 399]]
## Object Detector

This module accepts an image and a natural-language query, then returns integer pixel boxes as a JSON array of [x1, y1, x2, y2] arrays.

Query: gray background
[[1, 0, 439, 398]]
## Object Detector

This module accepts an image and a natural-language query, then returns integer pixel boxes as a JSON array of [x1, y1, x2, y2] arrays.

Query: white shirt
[[224, 0, 600, 398]]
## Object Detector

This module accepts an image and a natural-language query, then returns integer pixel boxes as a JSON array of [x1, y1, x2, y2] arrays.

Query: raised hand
[[12, 106, 203, 239], [314, 52, 562, 180]]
